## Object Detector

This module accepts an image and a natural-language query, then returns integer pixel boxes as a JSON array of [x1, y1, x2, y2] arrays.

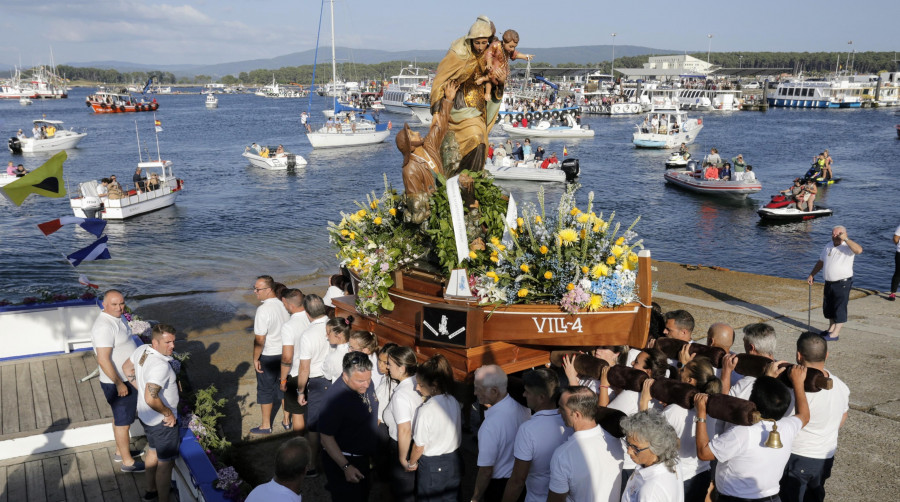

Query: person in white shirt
[[250, 275, 290, 435], [407, 354, 462, 502], [91, 289, 143, 472], [471, 365, 531, 502], [807, 225, 863, 341], [122, 324, 179, 502], [780, 333, 850, 502], [722, 323, 777, 400], [295, 294, 329, 476], [663, 309, 694, 342], [695, 366, 811, 502], [279, 289, 309, 433], [384, 345, 422, 502], [348, 330, 382, 392], [620, 409, 684, 502], [322, 273, 349, 308], [502, 367, 573, 502], [548, 386, 623, 502], [321, 316, 352, 383], [373, 342, 399, 483], [246, 437, 311, 502]]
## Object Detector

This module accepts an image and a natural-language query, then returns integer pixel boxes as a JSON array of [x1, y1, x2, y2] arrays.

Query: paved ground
[[134, 260, 900, 501]]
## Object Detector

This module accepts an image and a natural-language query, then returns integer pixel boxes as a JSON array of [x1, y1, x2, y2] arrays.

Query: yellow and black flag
[[1, 151, 67, 206]]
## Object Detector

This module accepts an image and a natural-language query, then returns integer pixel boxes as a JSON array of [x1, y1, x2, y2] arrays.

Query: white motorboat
[[255, 76, 308, 98], [664, 169, 761, 199], [205, 94, 218, 108], [382, 65, 431, 115], [70, 122, 183, 219], [19, 97, 32, 106], [8, 120, 87, 154], [242, 146, 308, 170], [500, 118, 593, 139], [633, 106, 703, 149], [406, 102, 432, 125], [485, 157, 579, 183], [0, 173, 20, 187], [306, 0, 390, 149]]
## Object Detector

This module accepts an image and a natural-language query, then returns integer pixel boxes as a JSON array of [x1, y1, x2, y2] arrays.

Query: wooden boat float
[[333, 250, 653, 380]]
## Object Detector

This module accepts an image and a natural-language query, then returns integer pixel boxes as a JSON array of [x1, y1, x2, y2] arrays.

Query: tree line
[[49, 51, 898, 86]]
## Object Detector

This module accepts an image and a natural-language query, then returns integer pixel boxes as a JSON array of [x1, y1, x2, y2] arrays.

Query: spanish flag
[[155, 119, 163, 132], [1, 151, 67, 206]]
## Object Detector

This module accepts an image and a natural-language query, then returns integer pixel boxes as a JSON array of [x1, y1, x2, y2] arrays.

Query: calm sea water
[[1, 88, 898, 302]]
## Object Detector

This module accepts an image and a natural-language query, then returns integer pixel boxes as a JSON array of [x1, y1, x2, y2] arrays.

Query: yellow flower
[[517, 288, 529, 298], [486, 271, 499, 282], [491, 250, 498, 256], [570, 208, 581, 216], [591, 264, 609, 279], [543, 271, 553, 280], [592, 224, 601, 233], [582, 266, 589, 274], [520, 264, 530, 273], [577, 213, 590, 224], [340, 229, 349, 236], [490, 256, 499, 263], [349, 213, 362, 223], [517, 217, 524, 228], [510, 228, 518, 237], [611, 245, 624, 258], [557, 229, 578, 246], [580, 229, 587, 240], [540, 245, 549, 255], [616, 237, 625, 246], [357, 209, 366, 218], [606, 255, 617, 265], [389, 208, 397, 216], [628, 252, 639, 263], [498, 244, 506, 251], [350, 258, 360, 268], [469, 250, 477, 259], [374, 217, 383, 225], [588, 294, 603, 311], [370, 199, 379, 209], [566, 283, 575, 291], [535, 215, 543, 224], [349, 232, 356, 239], [491, 236, 500, 246]]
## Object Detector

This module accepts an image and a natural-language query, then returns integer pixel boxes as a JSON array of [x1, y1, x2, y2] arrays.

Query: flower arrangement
[[328, 175, 428, 315], [0, 288, 96, 307], [471, 184, 642, 312]]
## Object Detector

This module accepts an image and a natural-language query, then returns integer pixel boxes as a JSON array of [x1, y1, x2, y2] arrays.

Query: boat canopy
[[33, 119, 64, 125]]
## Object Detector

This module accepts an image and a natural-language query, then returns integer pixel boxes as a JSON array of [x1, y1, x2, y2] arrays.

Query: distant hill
[[56, 45, 681, 78]]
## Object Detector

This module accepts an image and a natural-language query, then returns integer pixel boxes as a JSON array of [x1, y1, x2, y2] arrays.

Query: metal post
[[707, 34, 713, 64], [611, 33, 617, 77]]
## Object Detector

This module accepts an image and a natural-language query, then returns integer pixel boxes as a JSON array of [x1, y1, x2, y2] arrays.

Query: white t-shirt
[[246, 479, 301, 502], [322, 342, 349, 383], [375, 372, 395, 423], [513, 410, 573, 502], [608, 390, 662, 470], [254, 297, 289, 356], [477, 394, 531, 478], [710, 416, 803, 498], [282, 312, 310, 376], [548, 425, 624, 502], [369, 353, 383, 393], [663, 404, 715, 480], [130, 345, 179, 426], [728, 375, 756, 401], [819, 242, 855, 282], [296, 316, 329, 378], [91, 312, 137, 385], [322, 285, 344, 307], [792, 371, 849, 459], [894, 224, 900, 252], [385, 376, 423, 441], [621, 461, 684, 502], [413, 394, 462, 456]]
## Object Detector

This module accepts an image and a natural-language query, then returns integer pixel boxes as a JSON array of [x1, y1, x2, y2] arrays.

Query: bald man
[[706, 323, 735, 352]]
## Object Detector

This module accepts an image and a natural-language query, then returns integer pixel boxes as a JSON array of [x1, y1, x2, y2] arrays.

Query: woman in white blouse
[[620, 409, 684, 502], [321, 316, 352, 383], [407, 354, 461, 502], [384, 345, 422, 502]]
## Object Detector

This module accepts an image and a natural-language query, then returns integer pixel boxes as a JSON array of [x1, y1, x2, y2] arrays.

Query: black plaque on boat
[[420, 304, 483, 348]]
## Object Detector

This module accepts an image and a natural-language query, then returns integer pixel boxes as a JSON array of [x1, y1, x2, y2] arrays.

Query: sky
[[0, 0, 896, 67]]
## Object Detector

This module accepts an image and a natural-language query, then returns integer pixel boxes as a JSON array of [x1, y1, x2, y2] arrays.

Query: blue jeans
[[416, 451, 461, 502], [779, 454, 833, 502]]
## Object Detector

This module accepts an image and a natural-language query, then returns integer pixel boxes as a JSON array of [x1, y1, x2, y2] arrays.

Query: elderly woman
[[430, 15, 500, 175], [620, 409, 683, 502]]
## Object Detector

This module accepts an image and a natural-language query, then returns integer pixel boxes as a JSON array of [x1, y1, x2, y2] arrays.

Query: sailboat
[[305, 0, 390, 149]]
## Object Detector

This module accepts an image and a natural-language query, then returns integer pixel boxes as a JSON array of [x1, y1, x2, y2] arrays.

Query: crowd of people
[[488, 138, 563, 169], [699, 147, 756, 182]]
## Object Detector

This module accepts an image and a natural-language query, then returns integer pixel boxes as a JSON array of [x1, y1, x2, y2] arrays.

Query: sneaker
[[121, 461, 146, 473], [822, 334, 840, 342], [249, 426, 272, 435], [305, 468, 319, 478], [114, 450, 145, 462], [890, 293, 896, 301], [142, 491, 158, 501]]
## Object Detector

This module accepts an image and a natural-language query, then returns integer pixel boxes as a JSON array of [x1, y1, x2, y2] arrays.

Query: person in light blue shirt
[[522, 139, 533, 159]]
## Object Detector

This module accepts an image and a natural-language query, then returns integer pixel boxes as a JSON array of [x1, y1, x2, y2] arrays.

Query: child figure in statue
[[478, 29, 533, 101]]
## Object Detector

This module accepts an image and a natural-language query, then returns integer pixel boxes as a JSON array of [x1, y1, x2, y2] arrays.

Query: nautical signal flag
[[67, 235, 111, 267], [563, 146, 569, 157], [0, 151, 67, 206], [38, 216, 107, 238], [155, 119, 163, 132]]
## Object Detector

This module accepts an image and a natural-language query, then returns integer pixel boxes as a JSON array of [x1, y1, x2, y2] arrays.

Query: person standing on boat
[[731, 154, 747, 181], [807, 226, 863, 341], [522, 139, 533, 159], [703, 148, 721, 168], [133, 167, 147, 193], [300, 112, 311, 133]]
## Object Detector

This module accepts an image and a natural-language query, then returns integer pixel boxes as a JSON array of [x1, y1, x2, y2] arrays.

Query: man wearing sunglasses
[[250, 275, 290, 435]]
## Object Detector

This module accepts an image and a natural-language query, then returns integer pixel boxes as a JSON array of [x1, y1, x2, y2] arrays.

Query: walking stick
[[808, 283, 812, 331]]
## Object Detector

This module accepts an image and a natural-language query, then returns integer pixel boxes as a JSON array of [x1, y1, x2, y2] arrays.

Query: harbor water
[[1, 88, 898, 301]]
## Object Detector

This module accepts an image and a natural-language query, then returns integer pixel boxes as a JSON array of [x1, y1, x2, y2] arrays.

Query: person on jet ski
[[780, 178, 804, 208], [679, 143, 691, 160], [797, 179, 818, 212]]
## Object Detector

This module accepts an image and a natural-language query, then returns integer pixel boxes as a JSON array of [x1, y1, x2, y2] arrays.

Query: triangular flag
[[1, 151, 67, 206], [38, 216, 107, 237], [78, 274, 99, 289], [67, 235, 111, 267]]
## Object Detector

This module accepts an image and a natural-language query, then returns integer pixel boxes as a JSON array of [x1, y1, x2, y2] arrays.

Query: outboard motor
[[687, 160, 699, 172], [8, 137, 22, 154], [561, 158, 580, 182], [81, 196, 102, 219], [287, 154, 297, 169]]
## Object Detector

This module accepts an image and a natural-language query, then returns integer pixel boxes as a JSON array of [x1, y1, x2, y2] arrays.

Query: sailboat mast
[[330, 0, 337, 110], [135, 120, 143, 163]]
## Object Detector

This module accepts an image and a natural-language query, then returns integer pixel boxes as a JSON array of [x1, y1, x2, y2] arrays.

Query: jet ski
[[665, 152, 691, 168], [758, 195, 832, 221], [801, 164, 841, 186]]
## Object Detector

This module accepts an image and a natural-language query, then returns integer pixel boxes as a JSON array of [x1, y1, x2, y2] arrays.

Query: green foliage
[[191, 385, 231, 453]]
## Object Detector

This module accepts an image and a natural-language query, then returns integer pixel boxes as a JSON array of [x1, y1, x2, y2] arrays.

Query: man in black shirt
[[319, 351, 378, 501]]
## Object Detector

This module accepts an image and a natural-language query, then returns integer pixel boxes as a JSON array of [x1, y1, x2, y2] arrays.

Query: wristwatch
[[694, 417, 706, 423]]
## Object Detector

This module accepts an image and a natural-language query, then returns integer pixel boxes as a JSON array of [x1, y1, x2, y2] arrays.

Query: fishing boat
[[664, 168, 761, 199], [242, 145, 308, 170], [205, 94, 218, 108], [632, 105, 703, 149], [86, 89, 159, 113], [70, 122, 183, 219], [485, 157, 579, 182], [305, 0, 390, 149], [8, 119, 87, 154]]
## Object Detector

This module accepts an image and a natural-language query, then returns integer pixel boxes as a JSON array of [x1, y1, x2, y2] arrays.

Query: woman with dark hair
[[620, 410, 683, 501], [407, 354, 461, 501], [372, 342, 398, 482], [349, 330, 380, 390], [321, 316, 353, 383], [383, 345, 422, 502]]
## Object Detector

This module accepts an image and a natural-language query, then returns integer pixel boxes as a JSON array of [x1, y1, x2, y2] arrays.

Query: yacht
[[382, 65, 432, 115]]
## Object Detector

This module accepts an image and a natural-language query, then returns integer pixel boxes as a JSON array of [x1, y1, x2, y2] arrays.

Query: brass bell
[[763, 419, 783, 449]]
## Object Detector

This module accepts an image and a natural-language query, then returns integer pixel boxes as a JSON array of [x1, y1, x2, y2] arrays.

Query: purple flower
[[22, 297, 38, 304]]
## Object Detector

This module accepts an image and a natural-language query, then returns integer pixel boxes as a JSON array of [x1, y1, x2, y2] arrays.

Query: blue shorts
[[100, 382, 138, 426], [306, 376, 331, 432], [256, 354, 284, 405], [143, 421, 180, 461], [823, 277, 852, 324]]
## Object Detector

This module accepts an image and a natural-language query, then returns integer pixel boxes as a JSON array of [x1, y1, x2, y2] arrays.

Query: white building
[[617, 55, 716, 81]]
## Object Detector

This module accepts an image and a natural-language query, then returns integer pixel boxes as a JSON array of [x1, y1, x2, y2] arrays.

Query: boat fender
[[515, 113, 524, 122], [551, 111, 560, 120], [525, 112, 533, 121], [543, 111, 551, 120], [100, 102, 107, 108], [120, 105, 126, 112], [85, 100, 92, 107]]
